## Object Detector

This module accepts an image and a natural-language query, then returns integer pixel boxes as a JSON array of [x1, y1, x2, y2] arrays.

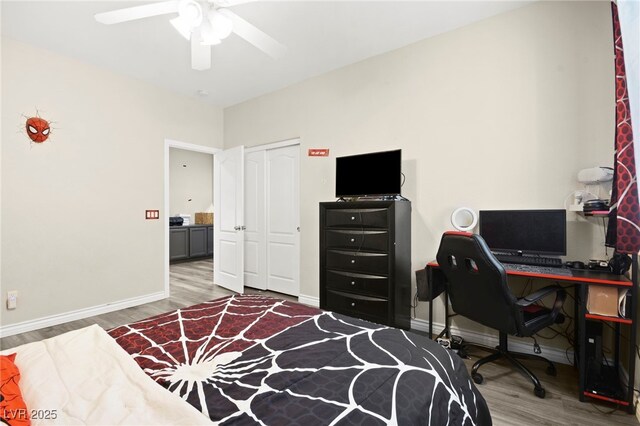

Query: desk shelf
[[580, 210, 609, 217], [584, 313, 632, 325], [583, 391, 630, 407], [583, 363, 629, 407], [577, 254, 638, 414]]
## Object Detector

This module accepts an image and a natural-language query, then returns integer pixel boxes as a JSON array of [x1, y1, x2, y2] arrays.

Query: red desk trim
[[585, 314, 632, 324], [426, 262, 631, 286], [583, 391, 629, 406]]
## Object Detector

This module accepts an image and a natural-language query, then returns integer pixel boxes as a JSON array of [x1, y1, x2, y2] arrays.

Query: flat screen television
[[478, 209, 567, 256], [335, 149, 402, 198]]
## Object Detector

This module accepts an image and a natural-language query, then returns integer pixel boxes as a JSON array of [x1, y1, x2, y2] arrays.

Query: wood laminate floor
[[1, 259, 637, 425], [459, 347, 638, 425], [0, 259, 294, 350]]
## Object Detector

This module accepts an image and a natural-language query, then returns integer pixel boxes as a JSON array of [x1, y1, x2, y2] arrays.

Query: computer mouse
[[565, 261, 585, 269]]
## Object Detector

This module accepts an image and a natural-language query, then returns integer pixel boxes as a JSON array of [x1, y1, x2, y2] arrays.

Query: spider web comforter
[[109, 295, 491, 425]]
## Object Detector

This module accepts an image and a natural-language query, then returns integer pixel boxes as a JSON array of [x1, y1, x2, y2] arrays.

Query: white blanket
[[1, 324, 211, 425]]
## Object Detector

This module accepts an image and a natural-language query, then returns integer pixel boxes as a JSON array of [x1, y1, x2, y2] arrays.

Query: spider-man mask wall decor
[[25, 116, 50, 143]]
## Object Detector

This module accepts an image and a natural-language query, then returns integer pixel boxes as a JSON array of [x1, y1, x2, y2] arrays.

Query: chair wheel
[[546, 365, 557, 376], [534, 387, 546, 399], [472, 373, 483, 384]]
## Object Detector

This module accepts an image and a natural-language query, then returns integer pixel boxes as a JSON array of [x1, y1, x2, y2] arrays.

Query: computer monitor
[[478, 209, 567, 256]]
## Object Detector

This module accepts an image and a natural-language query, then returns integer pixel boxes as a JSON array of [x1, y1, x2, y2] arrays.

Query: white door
[[214, 146, 244, 293], [244, 150, 267, 290], [266, 145, 300, 296]]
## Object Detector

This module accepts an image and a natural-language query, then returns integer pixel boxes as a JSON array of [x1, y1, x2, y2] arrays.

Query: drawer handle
[[351, 216, 355, 220], [351, 302, 355, 307], [350, 238, 355, 242], [351, 259, 356, 264], [351, 281, 355, 285]]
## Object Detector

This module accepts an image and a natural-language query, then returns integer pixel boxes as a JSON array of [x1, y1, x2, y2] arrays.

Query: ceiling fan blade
[[222, 9, 286, 59], [215, 0, 260, 7], [95, 0, 180, 25], [191, 31, 212, 70]]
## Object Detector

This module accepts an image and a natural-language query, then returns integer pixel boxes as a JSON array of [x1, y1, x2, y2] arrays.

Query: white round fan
[[94, 0, 286, 71]]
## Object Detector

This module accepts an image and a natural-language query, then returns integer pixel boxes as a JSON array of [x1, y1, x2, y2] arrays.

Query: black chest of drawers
[[319, 201, 411, 329]]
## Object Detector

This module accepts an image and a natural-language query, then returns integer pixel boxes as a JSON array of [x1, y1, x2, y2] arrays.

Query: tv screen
[[478, 209, 567, 256], [335, 150, 402, 197]]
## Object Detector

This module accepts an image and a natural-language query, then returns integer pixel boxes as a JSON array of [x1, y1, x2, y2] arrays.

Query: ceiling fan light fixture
[[200, 19, 222, 45], [208, 9, 233, 40], [201, 37, 222, 46], [177, 0, 203, 27]]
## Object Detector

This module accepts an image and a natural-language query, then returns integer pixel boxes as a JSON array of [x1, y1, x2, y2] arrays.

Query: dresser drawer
[[325, 229, 388, 252], [325, 270, 389, 298], [325, 208, 388, 229], [326, 250, 389, 275], [325, 290, 388, 323]]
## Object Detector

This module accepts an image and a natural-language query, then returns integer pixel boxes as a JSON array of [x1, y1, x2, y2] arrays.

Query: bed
[[3, 294, 491, 425]]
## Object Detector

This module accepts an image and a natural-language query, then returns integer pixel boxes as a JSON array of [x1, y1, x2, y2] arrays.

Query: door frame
[[245, 137, 300, 153], [163, 139, 220, 297]]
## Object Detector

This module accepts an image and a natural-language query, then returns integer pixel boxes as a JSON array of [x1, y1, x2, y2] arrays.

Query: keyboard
[[503, 263, 573, 277], [494, 254, 563, 268]]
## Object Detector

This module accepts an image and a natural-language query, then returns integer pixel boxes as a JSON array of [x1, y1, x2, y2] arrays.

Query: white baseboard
[[0, 291, 166, 338], [298, 294, 320, 308], [410, 317, 574, 366]]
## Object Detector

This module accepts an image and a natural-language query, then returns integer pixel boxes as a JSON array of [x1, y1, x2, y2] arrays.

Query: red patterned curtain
[[606, 1, 640, 254]]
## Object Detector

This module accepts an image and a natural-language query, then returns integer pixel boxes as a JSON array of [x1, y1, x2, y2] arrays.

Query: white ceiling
[[1, 1, 532, 107]]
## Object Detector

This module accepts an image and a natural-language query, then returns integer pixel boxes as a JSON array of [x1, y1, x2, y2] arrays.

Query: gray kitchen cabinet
[[189, 227, 207, 258], [207, 226, 214, 256], [169, 228, 189, 261], [170, 225, 214, 262]]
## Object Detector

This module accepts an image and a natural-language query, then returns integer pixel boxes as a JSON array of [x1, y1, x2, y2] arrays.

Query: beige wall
[[1, 37, 223, 327], [169, 148, 213, 221], [224, 1, 615, 345]]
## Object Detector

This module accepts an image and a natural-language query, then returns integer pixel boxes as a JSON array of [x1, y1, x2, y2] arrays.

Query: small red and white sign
[[145, 210, 160, 220], [308, 148, 330, 157]]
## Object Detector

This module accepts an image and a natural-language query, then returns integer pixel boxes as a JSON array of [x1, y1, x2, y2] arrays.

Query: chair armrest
[[516, 285, 567, 318], [516, 285, 564, 306]]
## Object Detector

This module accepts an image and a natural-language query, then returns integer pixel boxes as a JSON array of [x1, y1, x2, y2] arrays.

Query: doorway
[[163, 139, 219, 297]]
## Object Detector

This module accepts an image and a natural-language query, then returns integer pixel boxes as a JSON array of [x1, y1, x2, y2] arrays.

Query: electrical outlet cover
[[7, 290, 18, 310]]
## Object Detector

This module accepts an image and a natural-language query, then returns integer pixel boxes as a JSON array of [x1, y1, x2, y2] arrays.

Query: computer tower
[[585, 320, 603, 377], [584, 320, 625, 401]]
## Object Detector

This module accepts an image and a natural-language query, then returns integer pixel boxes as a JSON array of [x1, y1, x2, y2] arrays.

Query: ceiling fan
[[94, 0, 285, 70]]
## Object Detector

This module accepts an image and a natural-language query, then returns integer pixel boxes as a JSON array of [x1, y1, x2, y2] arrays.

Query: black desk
[[426, 259, 638, 412]]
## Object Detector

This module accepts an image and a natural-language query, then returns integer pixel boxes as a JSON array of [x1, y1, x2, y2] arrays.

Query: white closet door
[[214, 146, 245, 294], [266, 145, 300, 296], [244, 151, 267, 290]]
